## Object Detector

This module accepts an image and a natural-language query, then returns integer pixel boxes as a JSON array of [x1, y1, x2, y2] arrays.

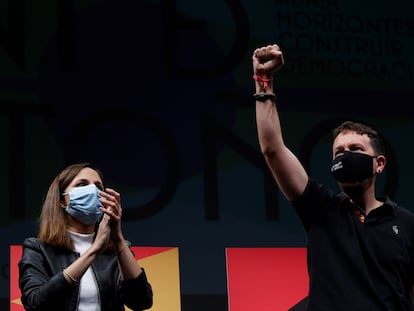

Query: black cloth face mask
[[331, 151, 375, 183]]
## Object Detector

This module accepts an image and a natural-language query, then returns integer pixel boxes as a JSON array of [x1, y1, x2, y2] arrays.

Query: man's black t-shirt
[[293, 179, 414, 311]]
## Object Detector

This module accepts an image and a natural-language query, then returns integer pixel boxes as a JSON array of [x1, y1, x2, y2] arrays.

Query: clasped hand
[[94, 188, 123, 253]]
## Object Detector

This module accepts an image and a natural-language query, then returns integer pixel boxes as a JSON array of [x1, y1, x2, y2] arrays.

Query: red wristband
[[253, 75, 272, 89]]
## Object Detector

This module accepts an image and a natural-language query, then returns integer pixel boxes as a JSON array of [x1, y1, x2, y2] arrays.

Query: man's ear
[[376, 155, 386, 173]]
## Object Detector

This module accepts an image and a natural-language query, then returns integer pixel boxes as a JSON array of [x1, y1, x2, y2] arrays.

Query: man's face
[[332, 130, 376, 192], [332, 130, 375, 160]]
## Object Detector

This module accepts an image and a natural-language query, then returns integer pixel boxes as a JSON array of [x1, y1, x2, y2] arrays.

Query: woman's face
[[62, 167, 104, 206]]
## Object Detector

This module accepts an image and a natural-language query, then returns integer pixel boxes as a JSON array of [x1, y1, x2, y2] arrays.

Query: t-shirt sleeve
[[291, 178, 335, 232]]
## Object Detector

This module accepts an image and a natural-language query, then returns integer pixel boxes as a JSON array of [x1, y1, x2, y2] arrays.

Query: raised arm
[[253, 44, 308, 201]]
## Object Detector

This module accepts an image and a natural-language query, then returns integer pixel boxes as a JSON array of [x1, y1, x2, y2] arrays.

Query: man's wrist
[[253, 74, 273, 91], [253, 93, 276, 102]]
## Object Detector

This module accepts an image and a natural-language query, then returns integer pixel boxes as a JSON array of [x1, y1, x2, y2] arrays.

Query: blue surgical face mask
[[63, 184, 103, 225]]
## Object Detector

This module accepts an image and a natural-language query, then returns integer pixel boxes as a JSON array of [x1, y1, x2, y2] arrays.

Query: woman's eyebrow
[[73, 178, 89, 184]]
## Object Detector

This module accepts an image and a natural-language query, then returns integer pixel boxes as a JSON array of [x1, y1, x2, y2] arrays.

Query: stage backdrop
[[1, 0, 414, 310]]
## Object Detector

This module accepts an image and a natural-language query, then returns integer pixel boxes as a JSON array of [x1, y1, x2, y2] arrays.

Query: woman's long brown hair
[[38, 163, 104, 250]]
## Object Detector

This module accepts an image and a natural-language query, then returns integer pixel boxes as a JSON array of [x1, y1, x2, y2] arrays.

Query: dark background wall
[[2, 0, 414, 310]]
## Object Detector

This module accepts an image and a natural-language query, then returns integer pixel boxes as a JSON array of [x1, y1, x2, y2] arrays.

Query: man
[[252, 44, 414, 310]]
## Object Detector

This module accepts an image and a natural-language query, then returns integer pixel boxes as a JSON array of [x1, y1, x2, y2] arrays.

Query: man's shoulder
[[386, 198, 414, 221], [395, 204, 414, 218]]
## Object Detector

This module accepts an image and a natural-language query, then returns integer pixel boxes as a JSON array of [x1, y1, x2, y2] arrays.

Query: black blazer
[[18, 237, 153, 311]]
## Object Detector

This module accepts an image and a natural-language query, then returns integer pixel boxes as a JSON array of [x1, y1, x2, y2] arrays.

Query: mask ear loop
[[60, 192, 69, 208]]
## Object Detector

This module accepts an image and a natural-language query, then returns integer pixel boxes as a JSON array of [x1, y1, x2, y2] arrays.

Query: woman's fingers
[[99, 188, 122, 221]]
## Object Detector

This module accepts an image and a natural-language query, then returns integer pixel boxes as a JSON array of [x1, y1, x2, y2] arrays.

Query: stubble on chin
[[339, 178, 373, 197]]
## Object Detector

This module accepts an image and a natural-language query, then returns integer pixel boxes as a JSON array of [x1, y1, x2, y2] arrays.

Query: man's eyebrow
[[348, 142, 365, 148]]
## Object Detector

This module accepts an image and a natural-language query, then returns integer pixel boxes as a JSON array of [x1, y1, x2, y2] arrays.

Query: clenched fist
[[252, 44, 284, 78]]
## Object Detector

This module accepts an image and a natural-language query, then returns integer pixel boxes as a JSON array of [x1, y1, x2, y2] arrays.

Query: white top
[[68, 230, 101, 311]]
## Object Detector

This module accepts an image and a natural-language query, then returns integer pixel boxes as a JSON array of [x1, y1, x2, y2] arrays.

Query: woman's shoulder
[[22, 237, 43, 249], [22, 237, 71, 257]]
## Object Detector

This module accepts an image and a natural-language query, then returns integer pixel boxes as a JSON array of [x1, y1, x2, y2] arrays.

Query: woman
[[18, 162, 153, 311]]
